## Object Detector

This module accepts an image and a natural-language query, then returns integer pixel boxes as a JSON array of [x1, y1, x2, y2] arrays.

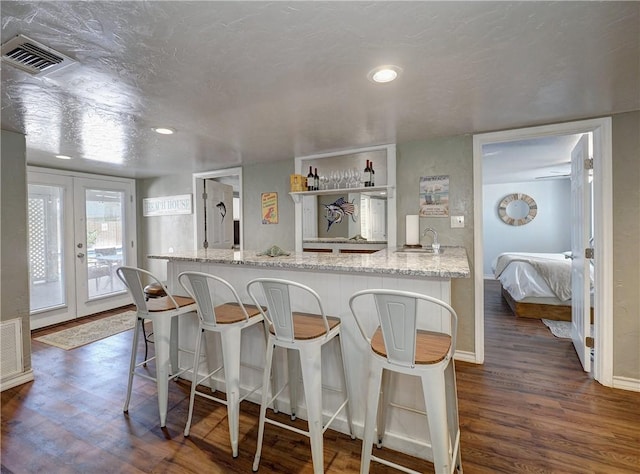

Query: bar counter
[[148, 246, 470, 279], [148, 247, 469, 461]]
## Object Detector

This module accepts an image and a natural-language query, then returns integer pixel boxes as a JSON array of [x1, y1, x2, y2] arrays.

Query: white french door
[[28, 169, 137, 329]]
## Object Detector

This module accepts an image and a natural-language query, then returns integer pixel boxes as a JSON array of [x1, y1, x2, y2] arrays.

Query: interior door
[[27, 170, 136, 329], [201, 179, 233, 249], [570, 134, 592, 372]]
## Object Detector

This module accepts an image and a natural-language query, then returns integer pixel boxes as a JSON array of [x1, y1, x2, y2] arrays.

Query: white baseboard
[[454, 350, 479, 364], [612, 376, 640, 392], [1, 369, 34, 392]]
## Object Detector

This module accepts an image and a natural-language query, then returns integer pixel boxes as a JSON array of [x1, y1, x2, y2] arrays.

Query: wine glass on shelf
[[330, 170, 340, 189], [344, 169, 353, 188], [351, 168, 361, 188], [341, 170, 349, 189]]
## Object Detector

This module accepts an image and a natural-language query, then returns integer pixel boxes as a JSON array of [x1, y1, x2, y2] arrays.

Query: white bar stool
[[178, 271, 266, 458], [349, 289, 462, 474], [247, 278, 354, 473], [116, 266, 197, 428]]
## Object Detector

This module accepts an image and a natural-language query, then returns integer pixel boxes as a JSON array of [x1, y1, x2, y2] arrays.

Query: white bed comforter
[[492, 252, 574, 302]]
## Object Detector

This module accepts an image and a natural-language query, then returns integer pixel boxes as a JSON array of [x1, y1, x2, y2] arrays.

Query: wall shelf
[[289, 185, 394, 203], [293, 144, 397, 251]]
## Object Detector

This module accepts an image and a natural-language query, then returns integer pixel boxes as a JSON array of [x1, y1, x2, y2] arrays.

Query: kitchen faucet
[[422, 227, 440, 251]]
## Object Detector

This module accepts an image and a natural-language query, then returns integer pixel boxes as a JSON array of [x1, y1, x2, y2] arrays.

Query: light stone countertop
[[303, 237, 388, 245], [148, 246, 470, 279]]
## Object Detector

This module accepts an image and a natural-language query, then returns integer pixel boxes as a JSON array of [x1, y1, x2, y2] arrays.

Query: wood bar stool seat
[[349, 289, 462, 474]]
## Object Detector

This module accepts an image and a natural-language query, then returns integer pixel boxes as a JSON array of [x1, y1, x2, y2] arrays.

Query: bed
[[492, 252, 593, 321]]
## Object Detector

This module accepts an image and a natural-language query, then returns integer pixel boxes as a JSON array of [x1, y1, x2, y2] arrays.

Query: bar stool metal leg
[[123, 316, 142, 413], [184, 328, 204, 437], [220, 325, 243, 457], [422, 372, 452, 474], [253, 340, 275, 471], [287, 350, 299, 420], [299, 344, 324, 474], [360, 364, 383, 474]]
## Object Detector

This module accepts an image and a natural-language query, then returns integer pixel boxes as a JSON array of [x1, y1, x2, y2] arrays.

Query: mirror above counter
[[293, 144, 396, 252]]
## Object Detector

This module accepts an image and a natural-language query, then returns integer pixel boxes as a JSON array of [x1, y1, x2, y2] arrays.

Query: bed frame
[[501, 287, 572, 321], [501, 287, 594, 322]]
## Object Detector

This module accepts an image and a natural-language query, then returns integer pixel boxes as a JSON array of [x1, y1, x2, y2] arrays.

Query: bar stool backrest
[[349, 289, 458, 368], [116, 266, 180, 315], [247, 278, 330, 342], [178, 271, 251, 327]]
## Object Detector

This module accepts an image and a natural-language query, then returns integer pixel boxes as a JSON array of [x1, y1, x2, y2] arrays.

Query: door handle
[[77, 253, 85, 258], [564, 253, 575, 260]]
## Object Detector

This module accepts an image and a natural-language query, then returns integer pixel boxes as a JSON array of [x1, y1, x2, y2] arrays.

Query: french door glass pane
[[28, 184, 65, 311], [86, 188, 126, 298]]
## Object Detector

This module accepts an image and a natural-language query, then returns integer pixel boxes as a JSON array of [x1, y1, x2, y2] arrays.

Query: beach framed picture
[[419, 175, 449, 217]]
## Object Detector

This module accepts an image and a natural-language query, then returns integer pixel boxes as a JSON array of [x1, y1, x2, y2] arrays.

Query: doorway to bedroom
[[482, 133, 588, 355], [473, 118, 613, 386]]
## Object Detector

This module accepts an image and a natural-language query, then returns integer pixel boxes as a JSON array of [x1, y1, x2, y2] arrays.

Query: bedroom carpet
[[34, 311, 137, 350]]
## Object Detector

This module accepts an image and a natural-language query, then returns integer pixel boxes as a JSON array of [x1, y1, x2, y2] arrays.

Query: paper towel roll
[[406, 215, 419, 246]]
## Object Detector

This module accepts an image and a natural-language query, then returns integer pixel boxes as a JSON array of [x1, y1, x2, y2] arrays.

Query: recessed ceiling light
[[368, 65, 402, 83], [153, 127, 175, 135], [55, 154, 72, 160]]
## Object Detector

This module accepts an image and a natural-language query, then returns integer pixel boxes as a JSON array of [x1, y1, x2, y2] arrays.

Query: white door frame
[[192, 167, 243, 251], [472, 117, 613, 387]]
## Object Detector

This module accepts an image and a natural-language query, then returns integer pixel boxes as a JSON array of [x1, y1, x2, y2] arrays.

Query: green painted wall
[[1, 130, 32, 373], [397, 136, 476, 352], [612, 111, 640, 380]]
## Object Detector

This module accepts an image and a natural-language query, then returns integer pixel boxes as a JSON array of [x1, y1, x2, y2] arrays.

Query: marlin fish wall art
[[216, 201, 226, 222], [324, 197, 357, 231]]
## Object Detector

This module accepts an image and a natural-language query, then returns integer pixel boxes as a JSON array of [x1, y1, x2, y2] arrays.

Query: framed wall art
[[261, 192, 278, 224], [419, 175, 449, 217]]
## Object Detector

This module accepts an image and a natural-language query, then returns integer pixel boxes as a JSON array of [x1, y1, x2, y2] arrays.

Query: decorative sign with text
[[261, 192, 278, 224], [143, 194, 192, 217]]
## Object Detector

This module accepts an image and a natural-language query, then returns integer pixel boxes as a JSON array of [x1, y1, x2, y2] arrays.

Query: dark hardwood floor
[[2, 281, 639, 473]]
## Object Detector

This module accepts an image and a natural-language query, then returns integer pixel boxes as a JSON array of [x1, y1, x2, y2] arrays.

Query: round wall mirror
[[498, 193, 537, 226]]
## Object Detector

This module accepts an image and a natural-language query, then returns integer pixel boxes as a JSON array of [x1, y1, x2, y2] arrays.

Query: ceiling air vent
[[1, 34, 75, 75]]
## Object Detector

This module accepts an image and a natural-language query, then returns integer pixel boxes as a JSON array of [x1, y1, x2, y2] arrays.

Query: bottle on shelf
[[314, 167, 319, 191], [370, 161, 375, 187], [364, 160, 371, 187], [307, 165, 315, 191]]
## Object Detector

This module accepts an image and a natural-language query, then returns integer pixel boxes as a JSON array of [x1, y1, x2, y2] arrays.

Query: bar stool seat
[[178, 271, 267, 458], [349, 289, 462, 474], [247, 278, 354, 473]]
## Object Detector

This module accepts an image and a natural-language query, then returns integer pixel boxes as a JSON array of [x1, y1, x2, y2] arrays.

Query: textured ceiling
[[1, 1, 638, 179]]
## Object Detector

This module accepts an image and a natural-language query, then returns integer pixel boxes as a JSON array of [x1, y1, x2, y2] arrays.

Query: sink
[[395, 247, 444, 254]]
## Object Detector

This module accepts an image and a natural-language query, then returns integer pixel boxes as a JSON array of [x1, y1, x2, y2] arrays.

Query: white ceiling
[[482, 133, 583, 185], [1, 2, 638, 179]]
